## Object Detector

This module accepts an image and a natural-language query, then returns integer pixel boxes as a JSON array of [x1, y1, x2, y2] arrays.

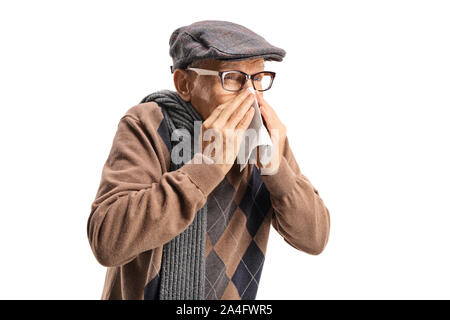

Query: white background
[[0, 0, 449, 299]]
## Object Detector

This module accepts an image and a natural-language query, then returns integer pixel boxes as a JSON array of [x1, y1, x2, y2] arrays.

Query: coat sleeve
[[87, 112, 225, 267], [260, 137, 330, 255]]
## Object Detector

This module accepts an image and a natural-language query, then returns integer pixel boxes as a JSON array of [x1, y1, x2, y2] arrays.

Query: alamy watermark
[[170, 121, 281, 175]]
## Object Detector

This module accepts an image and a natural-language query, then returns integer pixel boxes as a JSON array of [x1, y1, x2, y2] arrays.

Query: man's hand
[[254, 90, 287, 174], [199, 88, 256, 176]]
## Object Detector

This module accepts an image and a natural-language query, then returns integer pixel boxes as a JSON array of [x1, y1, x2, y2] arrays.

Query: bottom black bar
[[0, 300, 447, 319]]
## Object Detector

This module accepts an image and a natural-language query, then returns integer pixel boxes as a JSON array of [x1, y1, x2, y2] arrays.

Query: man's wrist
[[179, 153, 226, 197], [259, 156, 297, 198]]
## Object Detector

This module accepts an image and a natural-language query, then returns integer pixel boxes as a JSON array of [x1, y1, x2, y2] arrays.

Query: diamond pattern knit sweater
[[87, 101, 330, 300]]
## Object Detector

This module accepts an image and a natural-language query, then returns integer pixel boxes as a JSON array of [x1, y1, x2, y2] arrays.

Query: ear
[[173, 69, 195, 102]]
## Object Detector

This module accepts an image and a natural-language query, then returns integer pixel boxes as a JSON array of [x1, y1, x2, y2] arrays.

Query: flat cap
[[169, 20, 286, 73]]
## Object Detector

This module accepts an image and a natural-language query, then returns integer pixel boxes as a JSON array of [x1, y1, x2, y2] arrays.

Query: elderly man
[[87, 20, 330, 300]]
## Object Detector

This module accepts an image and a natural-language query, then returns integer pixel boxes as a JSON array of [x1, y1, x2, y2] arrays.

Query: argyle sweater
[[87, 101, 330, 300]]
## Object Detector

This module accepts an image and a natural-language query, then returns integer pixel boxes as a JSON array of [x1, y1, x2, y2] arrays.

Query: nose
[[242, 77, 253, 91]]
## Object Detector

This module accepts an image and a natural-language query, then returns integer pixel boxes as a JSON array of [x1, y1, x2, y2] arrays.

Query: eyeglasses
[[186, 67, 276, 92]]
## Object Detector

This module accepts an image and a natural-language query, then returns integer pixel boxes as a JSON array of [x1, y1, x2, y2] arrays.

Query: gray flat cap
[[169, 20, 286, 73]]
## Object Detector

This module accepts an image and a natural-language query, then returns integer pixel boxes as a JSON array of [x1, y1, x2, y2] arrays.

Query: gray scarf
[[140, 89, 207, 300]]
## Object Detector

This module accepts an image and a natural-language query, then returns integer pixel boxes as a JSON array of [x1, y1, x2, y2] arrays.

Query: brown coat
[[87, 101, 330, 299]]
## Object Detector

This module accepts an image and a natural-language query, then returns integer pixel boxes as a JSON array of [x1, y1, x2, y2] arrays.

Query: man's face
[[184, 58, 265, 120]]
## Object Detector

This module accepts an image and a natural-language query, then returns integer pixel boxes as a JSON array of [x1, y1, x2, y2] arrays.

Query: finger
[[263, 104, 275, 119], [203, 89, 251, 128], [236, 106, 255, 131], [255, 90, 266, 107], [255, 91, 276, 116], [260, 106, 271, 130], [235, 107, 255, 149], [256, 96, 269, 114], [214, 89, 253, 127], [226, 94, 254, 129], [202, 103, 226, 128]]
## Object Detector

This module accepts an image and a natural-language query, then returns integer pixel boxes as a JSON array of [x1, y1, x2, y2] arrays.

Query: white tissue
[[237, 87, 273, 172]]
